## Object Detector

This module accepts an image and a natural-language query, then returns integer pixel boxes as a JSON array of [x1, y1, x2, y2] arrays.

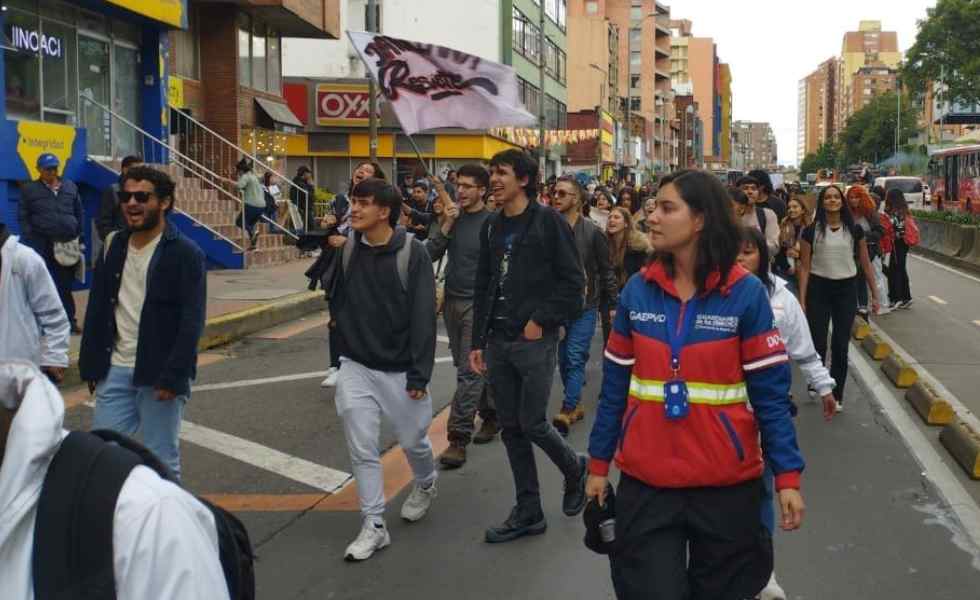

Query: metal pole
[[537, 3, 546, 181], [368, 0, 379, 163], [596, 105, 602, 177], [404, 133, 433, 179], [896, 81, 901, 158]]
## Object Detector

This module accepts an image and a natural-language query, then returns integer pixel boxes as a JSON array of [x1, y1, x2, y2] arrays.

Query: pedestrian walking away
[[234, 158, 266, 248], [797, 183, 879, 412], [0, 222, 70, 380], [17, 153, 84, 334], [0, 362, 232, 600], [551, 175, 617, 437], [328, 177, 438, 562], [737, 226, 835, 600], [79, 166, 207, 481], [586, 170, 805, 600], [470, 149, 589, 544], [424, 164, 499, 469]]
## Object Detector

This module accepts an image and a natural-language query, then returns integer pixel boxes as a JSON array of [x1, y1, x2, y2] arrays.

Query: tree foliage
[[837, 92, 920, 166], [799, 142, 839, 175], [901, 0, 980, 105]]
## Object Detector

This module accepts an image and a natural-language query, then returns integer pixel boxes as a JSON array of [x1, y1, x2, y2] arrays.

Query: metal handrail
[[170, 109, 311, 231], [80, 94, 248, 255]]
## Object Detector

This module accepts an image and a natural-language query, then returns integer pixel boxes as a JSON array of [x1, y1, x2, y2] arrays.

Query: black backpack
[[32, 430, 255, 600]]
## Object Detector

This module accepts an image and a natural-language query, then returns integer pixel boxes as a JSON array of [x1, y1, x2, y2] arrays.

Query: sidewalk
[[63, 257, 322, 382]]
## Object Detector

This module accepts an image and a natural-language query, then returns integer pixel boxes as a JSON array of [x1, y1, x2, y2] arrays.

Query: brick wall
[[198, 5, 240, 153]]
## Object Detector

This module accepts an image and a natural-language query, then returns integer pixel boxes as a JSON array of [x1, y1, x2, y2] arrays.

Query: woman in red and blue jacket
[[586, 170, 805, 600]]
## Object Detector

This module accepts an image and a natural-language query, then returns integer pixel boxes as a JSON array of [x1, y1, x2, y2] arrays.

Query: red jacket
[[588, 262, 804, 491]]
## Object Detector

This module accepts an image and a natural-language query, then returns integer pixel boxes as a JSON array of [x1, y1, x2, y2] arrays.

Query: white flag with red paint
[[347, 31, 537, 135]]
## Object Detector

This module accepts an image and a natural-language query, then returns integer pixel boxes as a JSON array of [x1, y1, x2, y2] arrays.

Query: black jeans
[[806, 275, 857, 402], [888, 240, 911, 303], [610, 474, 772, 600], [486, 330, 581, 516], [43, 250, 76, 326]]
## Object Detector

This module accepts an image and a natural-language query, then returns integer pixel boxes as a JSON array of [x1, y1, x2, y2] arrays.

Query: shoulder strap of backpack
[[341, 235, 356, 278], [33, 431, 141, 600], [755, 206, 769, 235], [396, 232, 414, 293]]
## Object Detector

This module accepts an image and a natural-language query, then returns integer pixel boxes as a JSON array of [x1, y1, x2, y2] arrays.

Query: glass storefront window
[[77, 10, 108, 35], [41, 20, 77, 116], [78, 35, 111, 156], [4, 9, 42, 121], [113, 44, 141, 157], [252, 21, 267, 91], [40, 0, 76, 24]]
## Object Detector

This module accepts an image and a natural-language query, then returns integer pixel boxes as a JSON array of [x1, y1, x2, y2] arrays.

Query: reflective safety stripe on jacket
[[628, 376, 748, 406]]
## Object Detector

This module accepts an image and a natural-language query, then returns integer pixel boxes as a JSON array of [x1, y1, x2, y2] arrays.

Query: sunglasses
[[117, 191, 156, 204]]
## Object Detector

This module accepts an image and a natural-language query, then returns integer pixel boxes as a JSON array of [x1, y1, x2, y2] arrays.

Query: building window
[[586, 1, 598, 15], [544, 94, 566, 129], [544, 0, 566, 30], [237, 12, 283, 93], [630, 74, 640, 89], [5, 7, 42, 121], [173, 5, 199, 79], [518, 77, 541, 114], [238, 13, 251, 87], [630, 50, 641, 66], [630, 7, 642, 20], [630, 96, 641, 111], [512, 8, 541, 65], [544, 38, 566, 85]]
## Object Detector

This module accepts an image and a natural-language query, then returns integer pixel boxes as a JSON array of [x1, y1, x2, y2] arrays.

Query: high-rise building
[[675, 94, 703, 169], [835, 20, 901, 134], [799, 57, 838, 160], [850, 65, 898, 114], [733, 121, 778, 171], [797, 79, 808, 164], [719, 63, 733, 166], [671, 20, 721, 164]]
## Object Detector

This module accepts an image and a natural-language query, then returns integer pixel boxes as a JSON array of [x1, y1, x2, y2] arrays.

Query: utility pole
[[895, 80, 901, 158], [537, 3, 546, 181], [367, 0, 378, 163]]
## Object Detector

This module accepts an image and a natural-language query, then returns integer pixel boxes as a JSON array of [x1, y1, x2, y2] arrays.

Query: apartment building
[[798, 57, 838, 159], [670, 19, 721, 164], [835, 20, 901, 134], [733, 120, 777, 172]]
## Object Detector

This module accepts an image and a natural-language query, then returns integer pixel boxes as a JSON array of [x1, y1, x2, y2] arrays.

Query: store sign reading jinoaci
[[10, 26, 63, 58]]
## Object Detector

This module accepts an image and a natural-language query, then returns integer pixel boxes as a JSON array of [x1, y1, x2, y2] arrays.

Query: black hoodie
[[331, 226, 436, 391]]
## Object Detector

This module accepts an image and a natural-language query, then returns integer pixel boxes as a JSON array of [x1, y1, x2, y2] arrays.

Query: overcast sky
[[669, 0, 936, 166]]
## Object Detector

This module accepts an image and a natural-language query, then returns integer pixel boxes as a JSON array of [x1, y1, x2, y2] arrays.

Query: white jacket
[[0, 362, 231, 600], [770, 276, 836, 397], [0, 234, 69, 367]]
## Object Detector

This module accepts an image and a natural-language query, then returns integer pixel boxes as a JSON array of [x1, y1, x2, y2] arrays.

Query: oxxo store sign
[[315, 83, 373, 127], [10, 25, 63, 58]]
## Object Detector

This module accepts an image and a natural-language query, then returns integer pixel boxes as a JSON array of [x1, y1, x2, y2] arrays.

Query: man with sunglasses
[[18, 153, 83, 334], [550, 176, 617, 437], [79, 166, 206, 481]]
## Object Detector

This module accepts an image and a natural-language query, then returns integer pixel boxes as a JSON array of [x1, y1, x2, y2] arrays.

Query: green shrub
[[912, 209, 980, 226]]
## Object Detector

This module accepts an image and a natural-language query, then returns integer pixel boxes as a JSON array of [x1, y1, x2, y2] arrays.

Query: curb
[[940, 421, 980, 480], [861, 333, 891, 361], [852, 317, 871, 340], [912, 245, 980, 278], [60, 291, 324, 389], [905, 381, 954, 426], [881, 354, 918, 388]]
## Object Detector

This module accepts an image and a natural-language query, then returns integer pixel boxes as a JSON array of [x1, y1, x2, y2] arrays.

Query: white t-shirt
[[809, 226, 857, 280], [111, 234, 162, 367]]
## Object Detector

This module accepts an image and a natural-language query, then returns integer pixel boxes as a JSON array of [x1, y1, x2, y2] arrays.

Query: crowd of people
[[0, 145, 924, 599]]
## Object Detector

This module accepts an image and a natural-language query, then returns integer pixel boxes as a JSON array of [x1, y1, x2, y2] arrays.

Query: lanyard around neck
[[661, 288, 698, 378]]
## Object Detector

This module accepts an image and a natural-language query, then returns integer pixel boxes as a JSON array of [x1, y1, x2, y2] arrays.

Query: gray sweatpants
[[444, 296, 496, 444], [335, 358, 437, 521]]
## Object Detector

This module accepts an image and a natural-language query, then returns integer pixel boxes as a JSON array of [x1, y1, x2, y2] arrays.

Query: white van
[[873, 176, 930, 206]]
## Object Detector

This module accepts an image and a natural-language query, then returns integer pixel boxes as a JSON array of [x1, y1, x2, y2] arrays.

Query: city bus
[[928, 144, 980, 213]]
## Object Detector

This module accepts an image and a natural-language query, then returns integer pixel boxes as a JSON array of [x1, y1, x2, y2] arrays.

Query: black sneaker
[[485, 507, 547, 543], [562, 454, 588, 516]]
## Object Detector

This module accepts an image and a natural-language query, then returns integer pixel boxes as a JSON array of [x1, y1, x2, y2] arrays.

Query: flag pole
[[402, 131, 433, 180]]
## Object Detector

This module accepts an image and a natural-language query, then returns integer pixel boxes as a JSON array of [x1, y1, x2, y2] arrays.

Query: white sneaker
[[759, 572, 787, 600], [400, 481, 437, 522], [877, 305, 893, 316], [344, 520, 390, 561], [835, 400, 844, 413], [320, 367, 339, 388]]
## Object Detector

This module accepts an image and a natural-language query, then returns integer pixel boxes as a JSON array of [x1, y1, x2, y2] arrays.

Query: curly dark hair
[[121, 166, 177, 214]]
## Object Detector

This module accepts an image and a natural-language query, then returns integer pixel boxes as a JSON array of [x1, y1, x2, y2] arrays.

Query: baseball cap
[[37, 153, 60, 170]]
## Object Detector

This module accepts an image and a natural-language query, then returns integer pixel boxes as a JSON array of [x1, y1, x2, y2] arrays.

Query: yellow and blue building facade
[[0, 0, 186, 280]]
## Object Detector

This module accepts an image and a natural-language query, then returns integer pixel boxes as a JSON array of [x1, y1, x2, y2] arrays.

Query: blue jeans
[[558, 308, 597, 411], [92, 365, 188, 480], [761, 459, 775, 535]]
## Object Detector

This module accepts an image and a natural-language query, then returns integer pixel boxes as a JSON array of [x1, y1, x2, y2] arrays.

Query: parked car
[[873, 176, 930, 206]]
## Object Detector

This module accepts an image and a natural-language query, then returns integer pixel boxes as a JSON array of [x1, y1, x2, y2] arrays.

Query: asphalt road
[[62, 309, 980, 599]]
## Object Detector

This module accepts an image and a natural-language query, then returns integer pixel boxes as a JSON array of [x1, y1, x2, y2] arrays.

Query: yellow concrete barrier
[[905, 381, 954, 425], [851, 317, 871, 341], [881, 354, 919, 388], [861, 333, 892, 361], [940, 421, 980, 480]]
